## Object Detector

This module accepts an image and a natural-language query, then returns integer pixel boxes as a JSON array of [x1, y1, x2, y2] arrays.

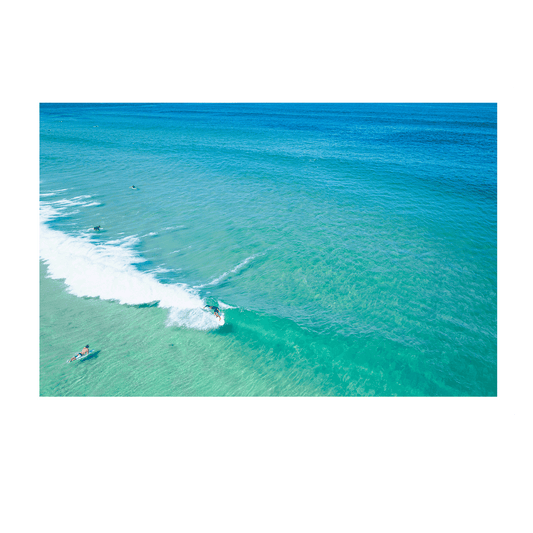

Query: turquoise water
[[40, 104, 497, 396]]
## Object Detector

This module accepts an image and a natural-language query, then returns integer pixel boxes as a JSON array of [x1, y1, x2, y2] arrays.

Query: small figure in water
[[93, 225, 101, 231], [130, 185, 136, 189], [70, 345, 89, 362], [204, 305, 221, 320]]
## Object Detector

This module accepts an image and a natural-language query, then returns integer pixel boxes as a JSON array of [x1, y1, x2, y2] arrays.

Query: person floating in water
[[204, 305, 221, 320], [130, 185, 136, 189], [93, 225, 101, 231], [70, 345, 89, 362]]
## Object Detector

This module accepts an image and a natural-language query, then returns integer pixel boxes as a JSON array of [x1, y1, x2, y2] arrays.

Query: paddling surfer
[[69, 345, 89, 362]]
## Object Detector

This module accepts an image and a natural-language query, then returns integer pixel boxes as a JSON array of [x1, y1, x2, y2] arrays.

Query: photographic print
[[39, 103, 497, 396]]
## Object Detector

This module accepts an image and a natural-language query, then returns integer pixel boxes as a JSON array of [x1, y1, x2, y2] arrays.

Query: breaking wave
[[40, 201, 221, 330]]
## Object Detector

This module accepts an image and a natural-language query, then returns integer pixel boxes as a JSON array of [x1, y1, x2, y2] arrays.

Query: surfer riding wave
[[204, 305, 222, 320]]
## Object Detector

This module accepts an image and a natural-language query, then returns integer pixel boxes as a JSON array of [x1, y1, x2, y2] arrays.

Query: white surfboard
[[67, 350, 94, 363]]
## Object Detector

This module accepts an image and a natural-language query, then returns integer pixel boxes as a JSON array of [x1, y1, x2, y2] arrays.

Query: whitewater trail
[[39, 200, 222, 330]]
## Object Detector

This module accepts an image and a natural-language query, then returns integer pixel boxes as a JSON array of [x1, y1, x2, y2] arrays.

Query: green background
[[0, 0, 532, 532]]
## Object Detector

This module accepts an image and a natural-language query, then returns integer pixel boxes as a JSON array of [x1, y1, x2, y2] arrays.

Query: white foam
[[195, 253, 262, 288], [166, 306, 222, 329], [52, 198, 89, 207], [218, 300, 236, 310], [229, 254, 261, 274], [40, 188, 68, 196], [45, 195, 100, 213], [40, 203, 219, 331], [147, 265, 173, 274], [41, 197, 85, 218], [107, 235, 140, 247]]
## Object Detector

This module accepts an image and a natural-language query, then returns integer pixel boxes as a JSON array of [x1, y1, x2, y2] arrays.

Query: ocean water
[[39, 103, 497, 396]]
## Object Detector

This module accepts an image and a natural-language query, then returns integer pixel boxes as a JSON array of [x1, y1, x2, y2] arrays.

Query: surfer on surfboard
[[204, 305, 222, 320], [69, 345, 89, 362]]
